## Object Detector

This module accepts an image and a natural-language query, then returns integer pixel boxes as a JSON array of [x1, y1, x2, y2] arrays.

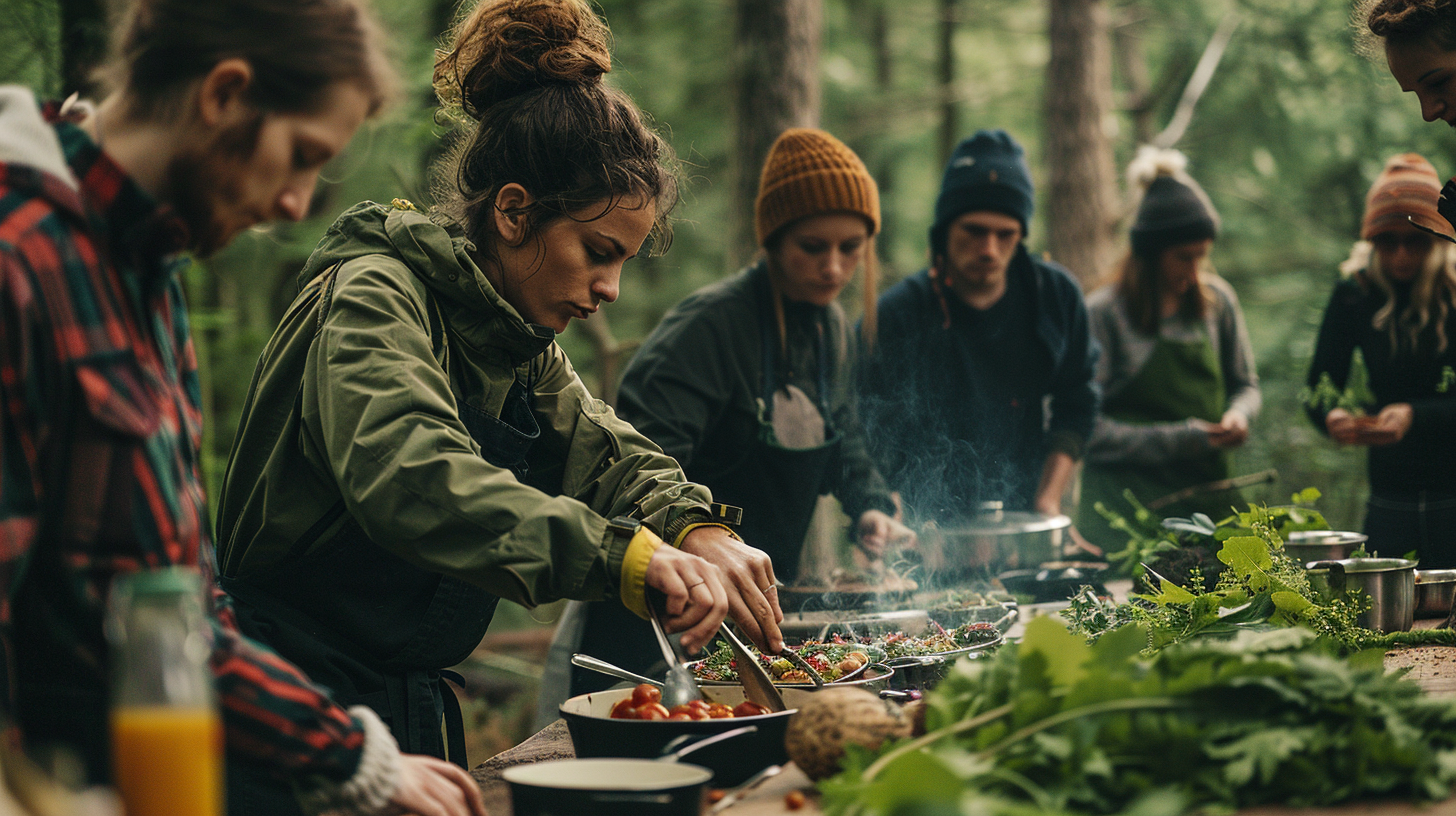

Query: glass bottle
[[106, 567, 221, 816]]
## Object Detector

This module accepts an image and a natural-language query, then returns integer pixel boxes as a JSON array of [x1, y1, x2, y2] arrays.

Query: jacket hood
[[300, 200, 554, 365], [0, 86, 75, 190]]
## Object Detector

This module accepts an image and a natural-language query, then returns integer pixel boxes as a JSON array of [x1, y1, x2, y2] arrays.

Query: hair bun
[[434, 0, 611, 120], [1126, 145, 1189, 190]]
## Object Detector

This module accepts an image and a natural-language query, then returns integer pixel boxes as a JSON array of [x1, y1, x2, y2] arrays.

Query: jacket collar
[[384, 207, 555, 367]]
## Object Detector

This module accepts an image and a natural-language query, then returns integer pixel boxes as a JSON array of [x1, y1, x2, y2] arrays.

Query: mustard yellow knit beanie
[[754, 128, 880, 247]]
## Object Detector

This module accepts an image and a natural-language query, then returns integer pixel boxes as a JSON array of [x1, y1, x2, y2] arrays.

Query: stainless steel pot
[[1305, 557, 1417, 632], [1415, 569, 1456, 619], [921, 503, 1072, 573], [1283, 530, 1368, 564]]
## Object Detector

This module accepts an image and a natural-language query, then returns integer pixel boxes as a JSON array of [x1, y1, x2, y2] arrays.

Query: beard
[[161, 115, 264, 258]]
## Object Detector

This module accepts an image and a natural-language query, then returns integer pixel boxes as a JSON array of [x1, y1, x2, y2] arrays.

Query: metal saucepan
[[1415, 569, 1456, 619], [1282, 530, 1368, 564], [777, 608, 929, 643], [1305, 557, 1417, 633], [919, 502, 1072, 574], [559, 685, 812, 785]]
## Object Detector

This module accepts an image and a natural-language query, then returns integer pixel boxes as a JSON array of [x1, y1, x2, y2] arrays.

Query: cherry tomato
[[706, 703, 735, 719], [668, 712, 694, 721], [708, 789, 727, 803], [610, 698, 638, 719], [785, 790, 807, 810], [732, 701, 769, 718], [636, 702, 670, 720], [631, 683, 661, 707]]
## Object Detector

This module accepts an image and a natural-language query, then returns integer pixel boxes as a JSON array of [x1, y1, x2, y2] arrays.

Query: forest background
[[6, 0, 1453, 757]]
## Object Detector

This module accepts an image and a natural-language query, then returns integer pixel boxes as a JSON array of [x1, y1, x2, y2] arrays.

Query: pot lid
[[1285, 530, 1368, 546], [931, 512, 1072, 536]]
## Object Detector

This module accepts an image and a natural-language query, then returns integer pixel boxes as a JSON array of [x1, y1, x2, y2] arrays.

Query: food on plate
[[691, 621, 1001, 684], [606, 684, 771, 720], [784, 687, 910, 780]]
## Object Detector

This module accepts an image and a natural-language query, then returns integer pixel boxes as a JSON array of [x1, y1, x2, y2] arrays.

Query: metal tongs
[[718, 623, 787, 712]]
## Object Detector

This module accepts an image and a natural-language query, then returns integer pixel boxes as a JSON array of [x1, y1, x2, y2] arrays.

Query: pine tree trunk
[[58, 0, 106, 98], [936, 0, 958, 168], [730, 0, 822, 269], [1043, 0, 1119, 287]]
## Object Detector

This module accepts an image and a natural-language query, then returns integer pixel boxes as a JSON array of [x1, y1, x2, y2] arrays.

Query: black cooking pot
[[503, 757, 712, 816], [559, 686, 813, 785], [997, 562, 1110, 603]]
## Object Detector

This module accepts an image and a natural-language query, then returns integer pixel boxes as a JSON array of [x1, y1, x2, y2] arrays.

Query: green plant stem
[[862, 702, 1015, 781], [972, 697, 1188, 760], [862, 697, 1191, 783]]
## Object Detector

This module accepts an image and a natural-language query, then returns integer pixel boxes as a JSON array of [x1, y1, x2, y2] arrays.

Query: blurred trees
[[3, 0, 1450, 534]]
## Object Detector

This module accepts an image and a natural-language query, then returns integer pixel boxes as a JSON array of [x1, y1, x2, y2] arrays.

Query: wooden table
[[472, 642, 1456, 815]]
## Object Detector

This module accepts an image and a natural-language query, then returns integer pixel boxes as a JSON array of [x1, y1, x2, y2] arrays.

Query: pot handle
[[658, 724, 760, 763], [1307, 560, 1347, 593]]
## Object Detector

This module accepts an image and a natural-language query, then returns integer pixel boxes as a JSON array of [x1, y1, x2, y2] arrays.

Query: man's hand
[[1206, 410, 1249, 449], [680, 527, 784, 654], [643, 545, 729, 654], [386, 754, 488, 816], [855, 510, 916, 561]]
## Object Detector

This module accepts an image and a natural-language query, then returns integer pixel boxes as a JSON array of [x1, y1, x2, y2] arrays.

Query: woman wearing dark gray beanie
[[1076, 148, 1261, 548]]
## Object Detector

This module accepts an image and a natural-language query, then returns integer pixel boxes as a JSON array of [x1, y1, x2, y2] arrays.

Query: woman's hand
[[1206, 410, 1249, 449], [1325, 408, 1359, 444], [855, 510, 916, 561], [385, 753, 488, 816], [643, 545, 730, 654], [679, 527, 784, 654], [1356, 402, 1414, 446]]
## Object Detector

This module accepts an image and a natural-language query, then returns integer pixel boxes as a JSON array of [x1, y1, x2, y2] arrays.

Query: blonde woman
[[1307, 153, 1456, 567]]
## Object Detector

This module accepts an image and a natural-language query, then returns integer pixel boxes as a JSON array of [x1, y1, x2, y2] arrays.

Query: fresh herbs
[[1301, 347, 1377, 414], [820, 618, 1456, 816]]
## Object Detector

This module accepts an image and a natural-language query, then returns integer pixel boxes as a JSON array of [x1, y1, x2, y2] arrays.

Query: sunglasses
[[1370, 232, 1435, 253]]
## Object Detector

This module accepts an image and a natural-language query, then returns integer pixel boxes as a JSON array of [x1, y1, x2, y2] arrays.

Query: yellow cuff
[[619, 527, 665, 619], [671, 522, 742, 549]]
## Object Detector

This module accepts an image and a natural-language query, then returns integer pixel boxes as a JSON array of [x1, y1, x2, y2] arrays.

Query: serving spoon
[[570, 653, 662, 688]]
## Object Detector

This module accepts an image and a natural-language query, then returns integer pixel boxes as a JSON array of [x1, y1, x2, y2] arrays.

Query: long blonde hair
[[1343, 238, 1456, 355]]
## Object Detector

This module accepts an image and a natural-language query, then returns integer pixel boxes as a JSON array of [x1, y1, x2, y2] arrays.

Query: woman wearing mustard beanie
[[1306, 152, 1456, 567], [546, 128, 912, 700]]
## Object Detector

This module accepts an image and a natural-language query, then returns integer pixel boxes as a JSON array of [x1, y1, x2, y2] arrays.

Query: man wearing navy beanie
[[860, 129, 1099, 565]]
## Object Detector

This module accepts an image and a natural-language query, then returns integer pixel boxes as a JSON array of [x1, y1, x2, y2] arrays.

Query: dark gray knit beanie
[[1127, 148, 1219, 256], [931, 129, 1035, 253]]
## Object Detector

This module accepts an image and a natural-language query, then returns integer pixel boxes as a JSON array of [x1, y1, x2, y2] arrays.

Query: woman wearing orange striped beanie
[[554, 129, 914, 699], [1306, 152, 1456, 567]]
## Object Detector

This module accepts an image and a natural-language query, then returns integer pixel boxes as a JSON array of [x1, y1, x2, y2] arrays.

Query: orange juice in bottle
[[106, 568, 222, 816]]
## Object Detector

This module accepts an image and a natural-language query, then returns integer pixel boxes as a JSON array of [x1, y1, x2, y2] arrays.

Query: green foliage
[[1068, 493, 1456, 655], [1301, 348, 1377, 415], [821, 618, 1456, 816]]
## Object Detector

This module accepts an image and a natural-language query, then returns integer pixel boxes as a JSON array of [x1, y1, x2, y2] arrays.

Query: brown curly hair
[[431, 0, 677, 261], [1356, 0, 1456, 58]]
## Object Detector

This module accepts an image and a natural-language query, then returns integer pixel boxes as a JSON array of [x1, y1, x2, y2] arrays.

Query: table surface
[[473, 633, 1456, 815]]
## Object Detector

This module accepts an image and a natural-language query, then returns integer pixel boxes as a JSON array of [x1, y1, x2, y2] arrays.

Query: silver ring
[[685, 580, 706, 590], [761, 585, 777, 593]]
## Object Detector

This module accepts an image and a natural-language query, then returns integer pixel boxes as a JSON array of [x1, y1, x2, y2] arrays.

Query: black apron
[[223, 377, 537, 814], [564, 305, 841, 698]]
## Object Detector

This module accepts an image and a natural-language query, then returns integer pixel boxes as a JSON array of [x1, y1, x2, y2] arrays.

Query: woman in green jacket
[[213, 1, 781, 809]]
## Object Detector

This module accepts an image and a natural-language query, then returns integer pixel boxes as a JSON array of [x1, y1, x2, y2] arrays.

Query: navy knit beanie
[[931, 129, 1035, 252], [1127, 148, 1219, 257]]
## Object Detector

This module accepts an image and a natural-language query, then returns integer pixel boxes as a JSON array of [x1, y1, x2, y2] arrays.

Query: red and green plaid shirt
[[0, 97, 366, 784]]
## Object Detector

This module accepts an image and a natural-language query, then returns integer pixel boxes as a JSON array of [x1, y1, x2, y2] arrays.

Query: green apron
[[1079, 330, 1240, 549]]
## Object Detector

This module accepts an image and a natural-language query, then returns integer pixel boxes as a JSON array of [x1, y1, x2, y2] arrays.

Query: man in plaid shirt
[[0, 1, 485, 814]]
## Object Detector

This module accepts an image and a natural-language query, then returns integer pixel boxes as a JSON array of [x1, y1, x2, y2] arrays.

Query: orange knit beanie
[[1363, 153, 1443, 239], [754, 128, 880, 246]]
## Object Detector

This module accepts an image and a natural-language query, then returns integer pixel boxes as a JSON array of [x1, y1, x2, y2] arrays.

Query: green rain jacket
[[214, 201, 719, 615]]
